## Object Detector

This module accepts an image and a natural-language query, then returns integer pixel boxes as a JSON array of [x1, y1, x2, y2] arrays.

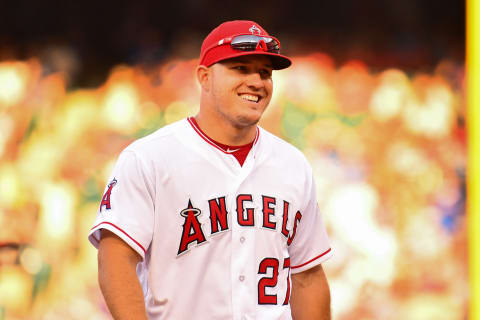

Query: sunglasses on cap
[[221, 34, 280, 53], [206, 34, 281, 55]]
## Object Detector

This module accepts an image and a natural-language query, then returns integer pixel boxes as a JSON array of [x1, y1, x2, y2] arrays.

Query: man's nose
[[245, 72, 264, 89]]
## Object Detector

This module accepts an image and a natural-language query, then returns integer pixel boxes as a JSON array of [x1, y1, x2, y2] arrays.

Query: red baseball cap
[[199, 20, 292, 70]]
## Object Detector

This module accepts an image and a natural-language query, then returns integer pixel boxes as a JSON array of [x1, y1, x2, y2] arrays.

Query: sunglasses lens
[[230, 35, 280, 53], [231, 35, 259, 50], [263, 37, 280, 53]]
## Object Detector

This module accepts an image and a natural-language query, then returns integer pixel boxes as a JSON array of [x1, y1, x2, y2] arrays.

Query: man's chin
[[232, 115, 261, 129]]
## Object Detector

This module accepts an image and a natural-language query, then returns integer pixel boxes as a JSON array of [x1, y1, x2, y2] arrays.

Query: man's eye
[[233, 66, 247, 71], [261, 70, 272, 77]]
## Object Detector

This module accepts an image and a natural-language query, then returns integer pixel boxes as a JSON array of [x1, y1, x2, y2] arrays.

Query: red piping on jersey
[[187, 117, 259, 153], [291, 248, 332, 269], [91, 221, 146, 254]]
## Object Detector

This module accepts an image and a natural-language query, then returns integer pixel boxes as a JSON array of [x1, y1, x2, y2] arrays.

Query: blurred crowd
[[0, 47, 467, 319]]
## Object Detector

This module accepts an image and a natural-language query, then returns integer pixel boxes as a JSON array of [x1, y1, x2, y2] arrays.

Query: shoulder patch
[[99, 178, 117, 212]]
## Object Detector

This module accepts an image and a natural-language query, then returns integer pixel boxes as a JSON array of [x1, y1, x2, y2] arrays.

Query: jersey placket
[[228, 147, 258, 320]]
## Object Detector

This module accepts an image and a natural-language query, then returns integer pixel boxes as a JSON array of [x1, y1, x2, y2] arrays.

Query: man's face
[[208, 55, 273, 128]]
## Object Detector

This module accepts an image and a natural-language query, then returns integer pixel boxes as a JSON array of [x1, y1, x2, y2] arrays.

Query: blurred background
[[0, 1, 466, 319]]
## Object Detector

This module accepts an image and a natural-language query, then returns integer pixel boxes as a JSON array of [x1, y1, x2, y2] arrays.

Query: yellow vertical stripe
[[468, 0, 480, 318]]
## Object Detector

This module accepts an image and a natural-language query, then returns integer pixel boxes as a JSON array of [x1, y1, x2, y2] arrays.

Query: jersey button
[[240, 236, 245, 243], [239, 275, 245, 282]]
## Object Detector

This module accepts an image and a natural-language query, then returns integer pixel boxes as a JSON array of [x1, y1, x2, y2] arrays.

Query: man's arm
[[290, 264, 331, 320], [98, 230, 148, 320]]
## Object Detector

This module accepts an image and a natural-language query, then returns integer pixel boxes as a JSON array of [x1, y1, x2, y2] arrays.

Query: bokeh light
[[0, 62, 29, 107], [102, 82, 140, 132], [39, 183, 76, 241]]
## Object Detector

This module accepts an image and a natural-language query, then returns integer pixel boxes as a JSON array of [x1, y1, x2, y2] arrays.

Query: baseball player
[[89, 20, 333, 320]]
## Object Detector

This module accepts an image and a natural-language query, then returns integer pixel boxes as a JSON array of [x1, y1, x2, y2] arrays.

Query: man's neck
[[193, 113, 257, 146]]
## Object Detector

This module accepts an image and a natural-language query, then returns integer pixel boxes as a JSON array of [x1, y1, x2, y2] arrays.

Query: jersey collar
[[187, 117, 259, 154]]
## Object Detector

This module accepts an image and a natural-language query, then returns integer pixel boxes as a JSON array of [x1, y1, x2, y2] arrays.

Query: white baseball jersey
[[88, 117, 332, 320]]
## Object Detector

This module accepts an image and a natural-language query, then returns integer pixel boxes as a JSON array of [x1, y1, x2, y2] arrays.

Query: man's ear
[[196, 65, 211, 92]]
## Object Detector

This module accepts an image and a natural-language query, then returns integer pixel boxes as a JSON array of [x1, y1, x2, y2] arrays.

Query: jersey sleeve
[[88, 150, 155, 260], [288, 170, 332, 274]]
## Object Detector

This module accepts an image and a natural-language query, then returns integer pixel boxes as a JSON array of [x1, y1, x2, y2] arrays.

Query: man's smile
[[238, 93, 261, 103]]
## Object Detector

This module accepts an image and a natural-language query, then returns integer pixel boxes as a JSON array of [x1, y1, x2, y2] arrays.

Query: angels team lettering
[[177, 194, 302, 255]]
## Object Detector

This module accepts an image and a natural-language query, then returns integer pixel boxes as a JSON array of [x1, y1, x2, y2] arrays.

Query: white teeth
[[240, 94, 259, 102]]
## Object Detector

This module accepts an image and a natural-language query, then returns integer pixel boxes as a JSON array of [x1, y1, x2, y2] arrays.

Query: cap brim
[[201, 45, 292, 70]]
